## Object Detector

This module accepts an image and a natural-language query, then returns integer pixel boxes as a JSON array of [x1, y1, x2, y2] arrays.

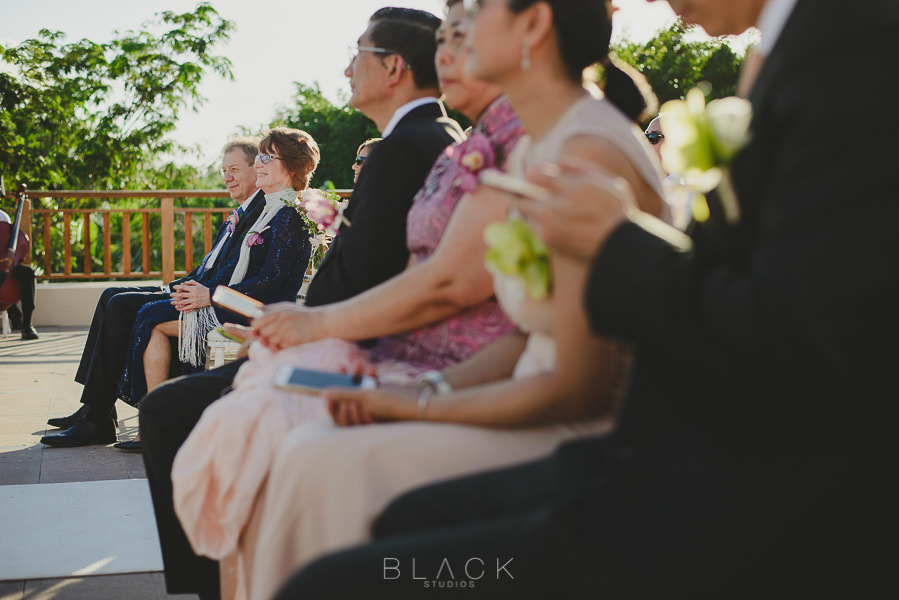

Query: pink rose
[[302, 189, 349, 237]]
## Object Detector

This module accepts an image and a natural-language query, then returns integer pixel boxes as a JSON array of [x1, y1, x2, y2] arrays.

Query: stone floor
[[0, 327, 196, 599]]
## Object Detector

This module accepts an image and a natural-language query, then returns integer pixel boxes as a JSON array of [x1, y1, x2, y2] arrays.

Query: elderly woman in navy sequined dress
[[117, 129, 317, 425]]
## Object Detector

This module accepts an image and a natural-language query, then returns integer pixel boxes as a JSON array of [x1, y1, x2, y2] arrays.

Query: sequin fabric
[[369, 95, 526, 371], [117, 206, 312, 405]]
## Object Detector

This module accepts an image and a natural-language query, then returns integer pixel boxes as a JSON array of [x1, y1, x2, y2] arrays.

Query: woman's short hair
[[259, 127, 320, 190], [357, 138, 382, 156]]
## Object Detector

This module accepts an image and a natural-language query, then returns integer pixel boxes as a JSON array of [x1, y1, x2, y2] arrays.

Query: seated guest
[[273, 0, 899, 598], [44, 139, 264, 432], [140, 7, 463, 598], [0, 208, 38, 340], [41, 129, 317, 448], [168, 12, 545, 594], [352, 138, 381, 184], [205, 2, 666, 598]]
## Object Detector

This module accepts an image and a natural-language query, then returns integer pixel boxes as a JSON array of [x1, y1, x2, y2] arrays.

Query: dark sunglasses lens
[[354, 157, 365, 166], [646, 132, 664, 145]]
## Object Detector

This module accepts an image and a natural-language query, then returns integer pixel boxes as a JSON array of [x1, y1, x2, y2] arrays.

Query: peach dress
[[169, 97, 526, 599], [239, 93, 666, 600]]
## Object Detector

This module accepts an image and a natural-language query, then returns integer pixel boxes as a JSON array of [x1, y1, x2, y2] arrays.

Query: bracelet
[[416, 370, 453, 395], [417, 384, 435, 421]]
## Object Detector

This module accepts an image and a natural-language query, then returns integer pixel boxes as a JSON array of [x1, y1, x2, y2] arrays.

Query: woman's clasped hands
[[170, 280, 212, 312]]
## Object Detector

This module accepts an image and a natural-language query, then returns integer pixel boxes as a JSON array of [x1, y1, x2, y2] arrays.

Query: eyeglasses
[[354, 156, 367, 166], [645, 131, 665, 145], [255, 154, 283, 165], [348, 45, 396, 64]]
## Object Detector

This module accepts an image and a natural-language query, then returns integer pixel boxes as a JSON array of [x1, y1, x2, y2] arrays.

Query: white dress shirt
[[756, 0, 800, 54], [201, 191, 259, 272], [380, 97, 440, 137]]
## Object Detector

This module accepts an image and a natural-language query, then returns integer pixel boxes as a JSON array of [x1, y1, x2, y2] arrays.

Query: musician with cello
[[0, 184, 38, 341]]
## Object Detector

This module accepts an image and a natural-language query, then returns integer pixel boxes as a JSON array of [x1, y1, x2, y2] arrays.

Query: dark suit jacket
[[581, 0, 898, 594], [169, 189, 266, 288], [588, 0, 898, 461], [304, 102, 464, 307]]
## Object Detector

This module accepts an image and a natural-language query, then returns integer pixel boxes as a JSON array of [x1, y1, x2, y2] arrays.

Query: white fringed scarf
[[178, 188, 297, 366]]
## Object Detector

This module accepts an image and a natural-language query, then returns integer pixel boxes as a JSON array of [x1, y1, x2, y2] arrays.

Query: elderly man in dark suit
[[272, 1, 899, 599], [41, 139, 265, 444], [139, 7, 463, 599]]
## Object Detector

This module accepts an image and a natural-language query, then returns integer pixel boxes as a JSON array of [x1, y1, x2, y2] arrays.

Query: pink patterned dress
[[170, 97, 525, 564]]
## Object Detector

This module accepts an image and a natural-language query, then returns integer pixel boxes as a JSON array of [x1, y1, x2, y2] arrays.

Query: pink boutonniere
[[446, 133, 498, 193], [245, 227, 269, 247], [225, 210, 240, 234]]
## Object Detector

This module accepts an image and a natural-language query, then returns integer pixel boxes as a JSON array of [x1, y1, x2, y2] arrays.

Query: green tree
[[271, 82, 380, 189], [613, 21, 745, 109], [0, 2, 234, 191]]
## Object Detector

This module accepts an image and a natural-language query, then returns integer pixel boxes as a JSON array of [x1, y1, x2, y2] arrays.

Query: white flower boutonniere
[[660, 87, 752, 224]]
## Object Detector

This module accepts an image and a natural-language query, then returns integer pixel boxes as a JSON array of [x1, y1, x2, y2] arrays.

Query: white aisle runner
[[0, 479, 164, 581]]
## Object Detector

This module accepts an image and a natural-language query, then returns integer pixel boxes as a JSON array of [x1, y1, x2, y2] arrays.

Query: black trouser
[[74, 285, 168, 423], [5, 264, 36, 326], [140, 358, 246, 596], [274, 436, 892, 600]]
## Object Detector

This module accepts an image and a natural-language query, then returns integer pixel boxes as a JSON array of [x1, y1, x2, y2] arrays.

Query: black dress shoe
[[113, 440, 142, 452], [21, 325, 38, 340], [48, 405, 117, 429], [41, 417, 116, 448], [47, 405, 89, 429]]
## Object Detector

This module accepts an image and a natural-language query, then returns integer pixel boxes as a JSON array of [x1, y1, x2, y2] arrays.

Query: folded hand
[[171, 280, 212, 312]]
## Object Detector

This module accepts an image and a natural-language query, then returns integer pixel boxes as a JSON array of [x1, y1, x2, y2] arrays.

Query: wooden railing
[[1, 189, 351, 283]]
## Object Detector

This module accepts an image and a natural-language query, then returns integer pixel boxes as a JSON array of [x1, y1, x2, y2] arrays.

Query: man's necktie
[[198, 206, 243, 275]]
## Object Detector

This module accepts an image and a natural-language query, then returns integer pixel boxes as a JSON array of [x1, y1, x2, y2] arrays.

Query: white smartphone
[[478, 169, 550, 201], [211, 286, 265, 320], [273, 365, 377, 395]]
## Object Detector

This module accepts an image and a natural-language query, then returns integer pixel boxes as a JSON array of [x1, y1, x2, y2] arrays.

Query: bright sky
[[1, 0, 704, 167]]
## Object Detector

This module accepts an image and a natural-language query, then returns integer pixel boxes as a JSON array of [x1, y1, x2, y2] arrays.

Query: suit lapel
[[227, 190, 265, 246]]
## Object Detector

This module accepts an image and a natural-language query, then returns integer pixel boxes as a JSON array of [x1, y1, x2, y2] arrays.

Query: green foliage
[[272, 83, 381, 189], [0, 2, 234, 192], [612, 21, 745, 111]]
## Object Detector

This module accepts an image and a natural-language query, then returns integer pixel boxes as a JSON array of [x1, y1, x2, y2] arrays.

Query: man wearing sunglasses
[[140, 7, 462, 600]]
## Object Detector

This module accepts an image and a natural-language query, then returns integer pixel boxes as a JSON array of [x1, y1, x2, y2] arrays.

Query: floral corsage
[[245, 226, 269, 247], [484, 217, 551, 301], [660, 86, 752, 224], [300, 188, 350, 238], [446, 133, 505, 193]]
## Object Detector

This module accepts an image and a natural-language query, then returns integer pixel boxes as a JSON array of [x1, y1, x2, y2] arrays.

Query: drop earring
[[521, 42, 531, 70]]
